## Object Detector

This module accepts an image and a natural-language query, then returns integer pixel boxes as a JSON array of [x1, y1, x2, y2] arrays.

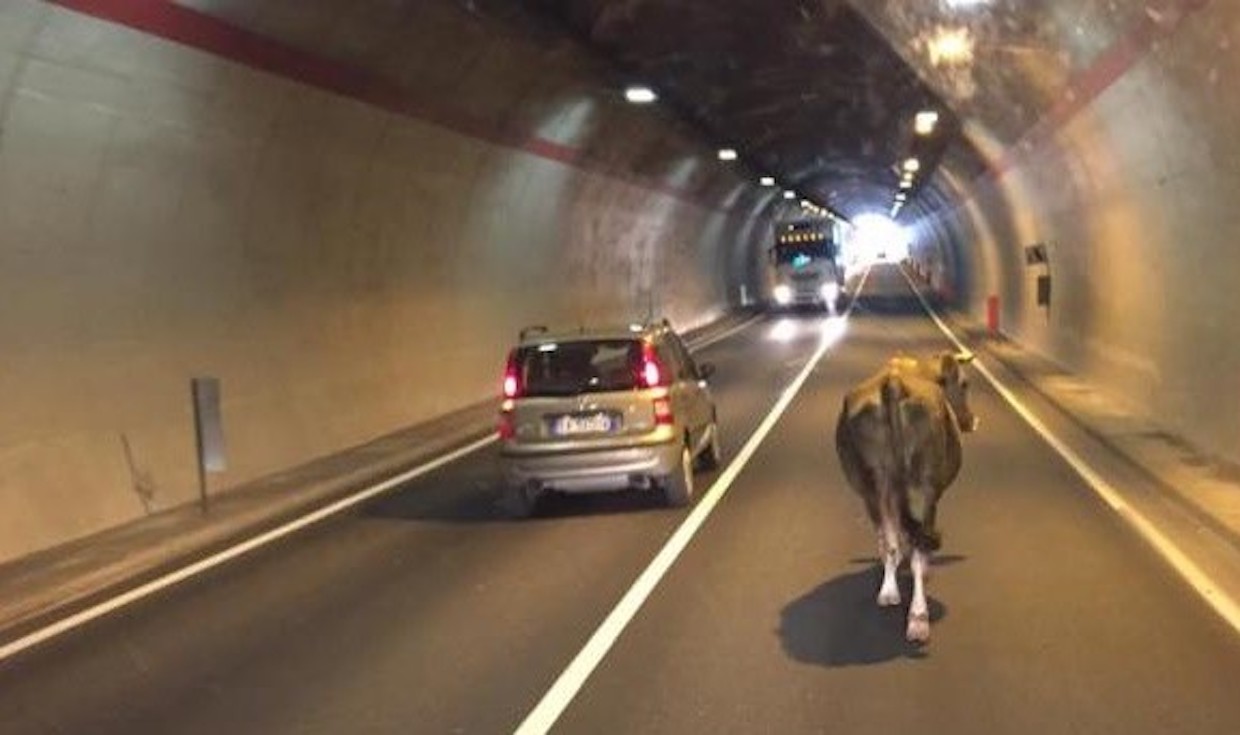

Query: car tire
[[696, 421, 722, 471], [507, 481, 540, 519], [663, 444, 695, 508]]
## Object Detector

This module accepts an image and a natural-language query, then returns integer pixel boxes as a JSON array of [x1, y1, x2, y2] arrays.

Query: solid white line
[[0, 310, 765, 663], [514, 268, 871, 735], [0, 434, 499, 664], [898, 267, 1240, 637]]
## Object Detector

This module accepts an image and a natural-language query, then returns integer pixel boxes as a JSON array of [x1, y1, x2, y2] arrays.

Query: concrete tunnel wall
[[0, 0, 775, 563], [913, 1, 1240, 467]]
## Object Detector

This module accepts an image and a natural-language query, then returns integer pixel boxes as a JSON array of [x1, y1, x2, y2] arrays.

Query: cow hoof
[[877, 589, 901, 607], [905, 613, 930, 643]]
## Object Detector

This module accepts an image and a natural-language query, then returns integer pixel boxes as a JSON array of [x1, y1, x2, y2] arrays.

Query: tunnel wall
[[919, 2, 1240, 465], [0, 0, 769, 563]]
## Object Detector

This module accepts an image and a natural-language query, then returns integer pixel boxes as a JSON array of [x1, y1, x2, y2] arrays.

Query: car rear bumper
[[499, 441, 681, 494]]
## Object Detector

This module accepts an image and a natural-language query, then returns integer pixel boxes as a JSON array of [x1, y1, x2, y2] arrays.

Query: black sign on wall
[[1026, 242, 1052, 311], [1037, 274, 1052, 307], [1025, 243, 1048, 265]]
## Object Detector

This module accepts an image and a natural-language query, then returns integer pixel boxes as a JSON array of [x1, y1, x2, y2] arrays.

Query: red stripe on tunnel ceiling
[[46, 0, 716, 208]]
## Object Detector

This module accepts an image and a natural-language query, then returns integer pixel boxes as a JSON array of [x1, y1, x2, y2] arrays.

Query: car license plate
[[552, 412, 617, 436]]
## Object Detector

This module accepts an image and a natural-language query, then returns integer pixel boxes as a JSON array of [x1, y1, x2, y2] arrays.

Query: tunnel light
[[801, 199, 813, 208], [902, 158, 921, 173], [718, 148, 739, 161], [915, 110, 940, 135], [896, 193, 907, 202], [760, 176, 776, 186], [900, 179, 913, 190], [783, 190, 796, 200], [624, 86, 658, 104], [928, 27, 975, 67]]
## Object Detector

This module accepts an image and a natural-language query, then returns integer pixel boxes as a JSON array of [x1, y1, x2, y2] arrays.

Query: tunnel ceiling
[[518, 0, 1145, 220], [523, 0, 971, 218], [179, 0, 1147, 221]]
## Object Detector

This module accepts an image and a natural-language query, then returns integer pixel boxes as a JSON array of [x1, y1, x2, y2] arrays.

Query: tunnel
[[3, 0, 1240, 731]]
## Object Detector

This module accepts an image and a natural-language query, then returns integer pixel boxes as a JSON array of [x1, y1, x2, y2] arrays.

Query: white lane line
[[0, 434, 498, 664], [514, 268, 872, 735], [0, 310, 764, 664], [898, 267, 1240, 637]]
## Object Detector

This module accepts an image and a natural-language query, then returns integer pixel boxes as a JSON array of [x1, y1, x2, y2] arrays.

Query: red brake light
[[502, 351, 521, 398], [653, 396, 674, 426], [640, 342, 668, 388], [642, 360, 661, 388]]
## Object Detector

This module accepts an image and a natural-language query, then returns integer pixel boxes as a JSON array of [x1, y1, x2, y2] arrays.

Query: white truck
[[767, 217, 846, 312]]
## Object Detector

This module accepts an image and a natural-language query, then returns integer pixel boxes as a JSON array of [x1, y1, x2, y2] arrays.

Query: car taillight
[[498, 408, 515, 439], [640, 342, 668, 388], [653, 396, 674, 426], [502, 350, 521, 398]]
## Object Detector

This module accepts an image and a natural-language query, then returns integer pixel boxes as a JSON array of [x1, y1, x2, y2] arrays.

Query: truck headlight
[[773, 285, 793, 305]]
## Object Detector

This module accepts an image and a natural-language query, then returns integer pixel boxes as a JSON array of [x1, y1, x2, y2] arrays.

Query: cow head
[[936, 352, 978, 433]]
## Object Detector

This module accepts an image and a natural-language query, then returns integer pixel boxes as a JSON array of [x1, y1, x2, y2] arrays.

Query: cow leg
[[906, 547, 931, 643], [876, 518, 902, 607]]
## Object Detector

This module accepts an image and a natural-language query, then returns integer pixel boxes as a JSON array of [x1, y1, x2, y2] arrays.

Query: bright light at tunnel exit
[[847, 213, 911, 265]]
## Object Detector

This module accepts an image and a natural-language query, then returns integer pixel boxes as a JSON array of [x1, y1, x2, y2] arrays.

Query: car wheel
[[663, 444, 695, 507], [696, 421, 722, 471], [507, 481, 540, 519]]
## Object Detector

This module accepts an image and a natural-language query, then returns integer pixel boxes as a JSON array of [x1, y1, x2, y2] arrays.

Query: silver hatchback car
[[497, 320, 720, 516]]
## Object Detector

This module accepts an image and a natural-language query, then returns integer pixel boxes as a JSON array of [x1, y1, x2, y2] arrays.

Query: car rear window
[[515, 339, 642, 396]]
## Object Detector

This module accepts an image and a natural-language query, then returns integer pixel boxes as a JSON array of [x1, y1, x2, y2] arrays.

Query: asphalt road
[[4, 263, 1240, 734]]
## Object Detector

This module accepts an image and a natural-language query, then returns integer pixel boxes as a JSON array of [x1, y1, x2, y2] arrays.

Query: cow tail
[[881, 376, 942, 552], [879, 375, 905, 487]]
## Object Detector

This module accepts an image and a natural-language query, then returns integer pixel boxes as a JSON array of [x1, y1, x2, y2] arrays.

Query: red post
[[986, 295, 1000, 336]]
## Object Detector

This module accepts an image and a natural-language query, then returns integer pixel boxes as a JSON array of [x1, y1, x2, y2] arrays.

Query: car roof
[[517, 321, 673, 347]]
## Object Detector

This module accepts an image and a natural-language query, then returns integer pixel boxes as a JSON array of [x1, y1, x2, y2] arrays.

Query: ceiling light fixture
[[760, 176, 776, 186], [783, 191, 796, 200], [914, 110, 940, 135], [927, 27, 975, 67], [718, 148, 739, 161], [623, 86, 658, 104], [903, 158, 921, 173]]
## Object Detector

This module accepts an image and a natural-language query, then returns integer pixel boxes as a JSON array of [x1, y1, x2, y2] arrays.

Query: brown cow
[[835, 351, 977, 642]]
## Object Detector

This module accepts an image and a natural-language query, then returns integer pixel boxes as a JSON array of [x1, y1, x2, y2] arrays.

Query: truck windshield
[[773, 242, 833, 265]]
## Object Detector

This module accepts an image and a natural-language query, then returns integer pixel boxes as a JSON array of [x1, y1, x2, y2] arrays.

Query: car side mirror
[[698, 362, 716, 380]]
